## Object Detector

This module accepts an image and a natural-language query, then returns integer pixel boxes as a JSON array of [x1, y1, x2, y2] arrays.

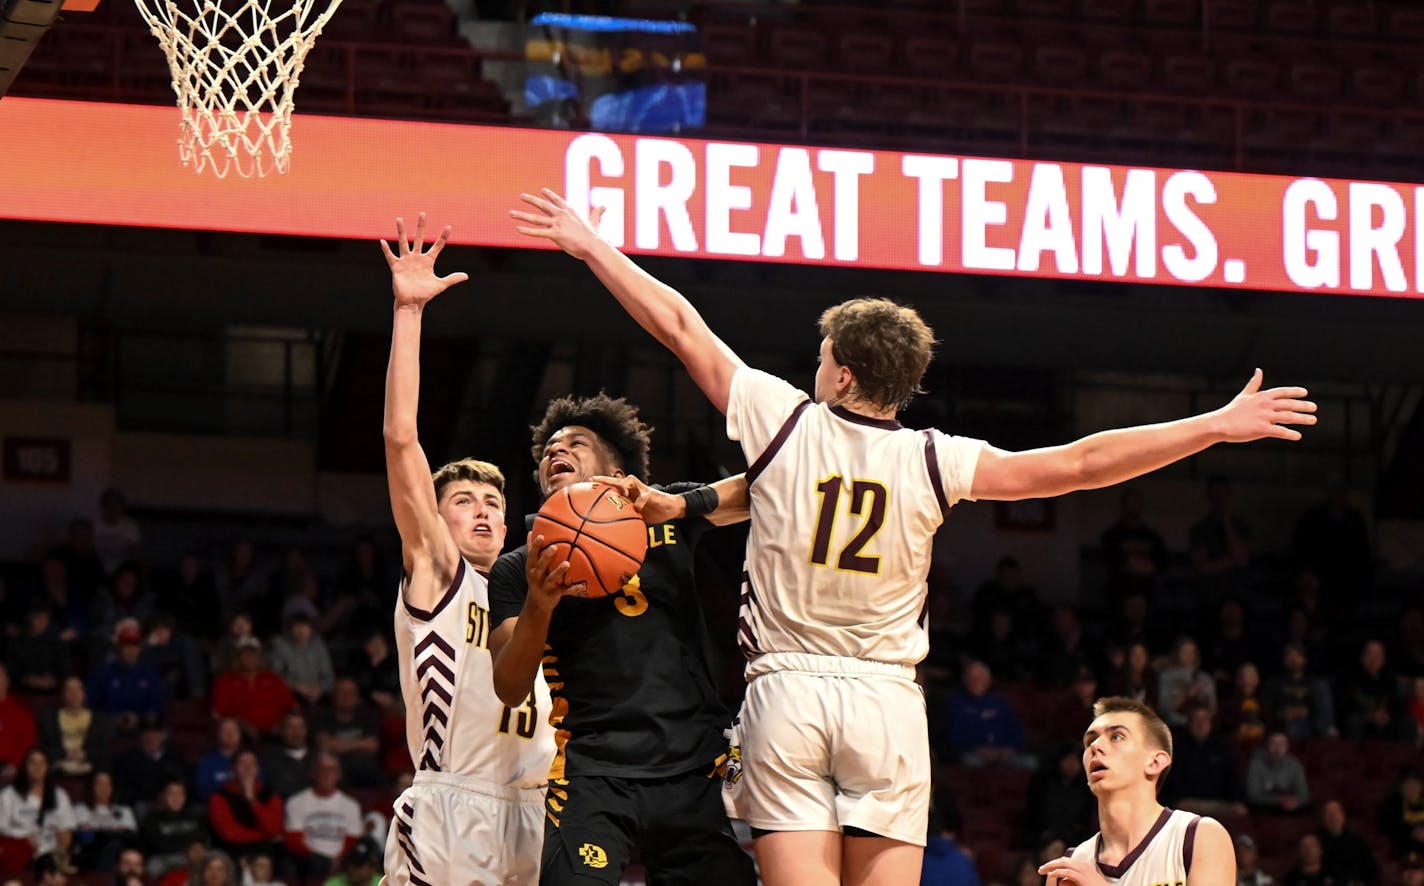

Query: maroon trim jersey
[[727, 367, 984, 667]]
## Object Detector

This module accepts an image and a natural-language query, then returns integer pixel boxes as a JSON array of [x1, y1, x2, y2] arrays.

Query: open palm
[[380, 212, 468, 307]]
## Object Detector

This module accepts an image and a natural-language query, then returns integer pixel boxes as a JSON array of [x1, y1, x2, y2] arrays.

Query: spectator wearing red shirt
[[0, 663, 37, 780], [211, 639, 295, 737], [207, 750, 282, 865]]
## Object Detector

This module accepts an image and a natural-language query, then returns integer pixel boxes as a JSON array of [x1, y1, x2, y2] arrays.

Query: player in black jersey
[[488, 393, 755, 886]]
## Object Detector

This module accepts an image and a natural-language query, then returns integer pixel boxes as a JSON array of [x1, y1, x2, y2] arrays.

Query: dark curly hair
[[530, 393, 653, 483]]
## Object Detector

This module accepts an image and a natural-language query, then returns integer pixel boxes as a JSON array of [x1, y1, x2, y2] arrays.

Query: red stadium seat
[[1224, 58, 1280, 96], [1289, 62, 1342, 102], [1143, 0, 1197, 28], [1266, 0, 1317, 34], [1097, 49, 1152, 89], [1160, 54, 1217, 92], [769, 27, 829, 69], [837, 33, 893, 74], [1205, 0, 1256, 31], [1326, 2, 1377, 38], [1080, 0, 1135, 23], [699, 22, 758, 67], [967, 40, 1024, 81], [1033, 45, 1088, 83], [902, 35, 958, 79], [1350, 65, 1405, 105]]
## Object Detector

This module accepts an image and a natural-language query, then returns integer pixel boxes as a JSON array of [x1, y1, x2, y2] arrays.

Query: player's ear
[[1145, 750, 1170, 778]]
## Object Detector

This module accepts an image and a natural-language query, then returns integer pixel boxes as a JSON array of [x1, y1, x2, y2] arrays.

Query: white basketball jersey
[[726, 367, 984, 667], [1068, 809, 1201, 886], [393, 559, 555, 789]]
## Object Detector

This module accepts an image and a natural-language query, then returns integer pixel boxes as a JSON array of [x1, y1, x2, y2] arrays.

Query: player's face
[[538, 425, 621, 496], [438, 480, 507, 568], [1082, 712, 1166, 796], [814, 336, 852, 404]]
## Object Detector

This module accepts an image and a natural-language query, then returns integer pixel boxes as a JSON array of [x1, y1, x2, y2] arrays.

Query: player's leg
[[502, 786, 548, 885], [732, 672, 841, 886], [637, 768, 756, 886], [539, 776, 637, 885], [830, 674, 931, 886], [841, 834, 924, 886], [754, 830, 841, 886]]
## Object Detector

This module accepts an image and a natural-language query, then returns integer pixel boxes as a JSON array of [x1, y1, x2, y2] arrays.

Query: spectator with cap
[[320, 836, 380, 886], [211, 637, 296, 738], [39, 676, 113, 777], [1317, 799, 1378, 885], [207, 750, 282, 866], [140, 781, 208, 878], [1234, 834, 1273, 885], [1246, 731, 1310, 815], [1263, 644, 1337, 743], [283, 753, 362, 881], [0, 664, 37, 781], [194, 720, 244, 803], [8, 601, 70, 696], [259, 712, 314, 800], [312, 678, 382, 789], [87, 619, 165, 733], [268, 613, 334, 706], [115, 721, 188, 813]]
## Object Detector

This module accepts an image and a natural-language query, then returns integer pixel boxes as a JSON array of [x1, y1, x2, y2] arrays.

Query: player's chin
[[544, 471, 581, 493]]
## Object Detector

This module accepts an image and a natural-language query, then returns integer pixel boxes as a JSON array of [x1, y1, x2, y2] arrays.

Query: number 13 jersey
[[393, 559, 555, 787], [727, 367, 985, 668]]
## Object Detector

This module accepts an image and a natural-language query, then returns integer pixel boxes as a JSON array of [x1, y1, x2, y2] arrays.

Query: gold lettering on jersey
[[613, 574, 649, 618], [647, 524, 677, 547], [578, 844, 608, 869], [465, 603, 490, 648]]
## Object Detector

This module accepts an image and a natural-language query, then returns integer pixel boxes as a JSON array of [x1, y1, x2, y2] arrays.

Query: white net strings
[[133, 0, 344, 177]]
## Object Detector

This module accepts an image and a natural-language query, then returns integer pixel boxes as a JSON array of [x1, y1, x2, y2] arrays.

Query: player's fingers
[[527, 532, 546, 556], [1271, 398, 1316, 412], [395, 217, 407, 253], [514, 226, 553, 239], [438, 272, 469, 288], [508, 210, 550, 225], [520, 192, 558, 215], [542, 188, 570, 209], [379, 239, 396, 265], [590, 205, 606, 229], [413, 212, 426, 252], [429, 224, 452, 258], [1270, 425, 1304, 441], [1240, 367, 1264, 395], [1275, 411, 1317, 425]]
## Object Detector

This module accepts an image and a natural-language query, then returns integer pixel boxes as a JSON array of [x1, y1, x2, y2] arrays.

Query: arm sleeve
[[488, 550, 530, 628], [928, 430, 987, 507], [725, 367, 811, 463]]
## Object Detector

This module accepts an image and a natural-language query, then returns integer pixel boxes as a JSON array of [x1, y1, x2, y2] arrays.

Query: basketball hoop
[[133, 0, 345, 177]]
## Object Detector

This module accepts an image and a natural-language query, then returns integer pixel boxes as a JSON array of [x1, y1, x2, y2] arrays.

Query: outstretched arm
[[382, 214, 469, 599], [591, 473, 751, 526], [971, 370, 1316, 501], [512, 189, 744, 413]]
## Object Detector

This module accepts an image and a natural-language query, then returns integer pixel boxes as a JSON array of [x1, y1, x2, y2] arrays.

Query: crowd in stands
[[0, 470, 1417, 885]]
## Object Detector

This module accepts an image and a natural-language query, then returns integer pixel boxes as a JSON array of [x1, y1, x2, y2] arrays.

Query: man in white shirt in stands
[[283, 752, 363, 881]]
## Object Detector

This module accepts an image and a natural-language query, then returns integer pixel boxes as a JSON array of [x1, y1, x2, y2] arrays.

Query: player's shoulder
[[490, 547, 528, 582]]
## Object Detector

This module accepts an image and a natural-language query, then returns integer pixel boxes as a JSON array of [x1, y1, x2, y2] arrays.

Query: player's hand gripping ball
[[533, 482, 648, 597]]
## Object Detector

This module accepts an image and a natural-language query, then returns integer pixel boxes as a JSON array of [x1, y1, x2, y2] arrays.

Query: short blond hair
[[432, 458, 505, 504], [1093, 696, 1173, 793]]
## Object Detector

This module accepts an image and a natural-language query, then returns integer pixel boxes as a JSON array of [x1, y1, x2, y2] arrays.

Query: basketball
[[533, 481, 648, 597]]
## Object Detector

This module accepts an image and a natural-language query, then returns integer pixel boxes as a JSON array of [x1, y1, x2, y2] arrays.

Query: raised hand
[[510, 189, 608, 260], [380, 212, 469, 308], [1214, 369, 1317, 443], [591, 475, 684, 525]]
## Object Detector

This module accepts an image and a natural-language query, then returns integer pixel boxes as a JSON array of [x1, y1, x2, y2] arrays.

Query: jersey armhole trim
[[922, 430, 951, 517], [746, 398, 811, 485], [1182, 814, 1200, 875], [402, 558, 465, 622]]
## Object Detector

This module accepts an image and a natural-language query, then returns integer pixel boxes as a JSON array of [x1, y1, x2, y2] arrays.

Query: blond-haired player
[[511, 189, 1315, 886], [381, 214, 555, 885], [1038, 697, 1234, 885]]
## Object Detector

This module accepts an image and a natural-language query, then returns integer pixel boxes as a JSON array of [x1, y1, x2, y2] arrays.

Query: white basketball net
[[133, 0, 344, 177]]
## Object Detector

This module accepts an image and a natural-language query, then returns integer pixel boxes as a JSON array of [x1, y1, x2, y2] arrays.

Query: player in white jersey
[[1039, 697, 1234, 885], [381, 214, 556, 885], [511, 189, 1315, 886]]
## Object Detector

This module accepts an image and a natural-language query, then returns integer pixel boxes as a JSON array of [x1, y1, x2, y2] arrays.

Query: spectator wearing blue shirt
[[921, 806, 979, 885], [195, 718, 244, 802], [87, 619, 165, 732], [948, 661, 1037, 770]]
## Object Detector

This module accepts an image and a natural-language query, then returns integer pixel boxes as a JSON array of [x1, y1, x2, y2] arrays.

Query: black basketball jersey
[[489, 482, 730, 780]]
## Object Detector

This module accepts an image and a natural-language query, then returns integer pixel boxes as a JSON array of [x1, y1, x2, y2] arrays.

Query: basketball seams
[[534, 483, 648, 596]]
